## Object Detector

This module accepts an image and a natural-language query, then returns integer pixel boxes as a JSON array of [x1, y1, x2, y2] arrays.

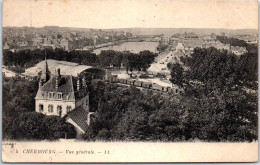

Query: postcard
[[2, 0, 258, 163]]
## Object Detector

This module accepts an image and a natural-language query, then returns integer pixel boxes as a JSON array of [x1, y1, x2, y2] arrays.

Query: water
[[93, 42, 159, 55]]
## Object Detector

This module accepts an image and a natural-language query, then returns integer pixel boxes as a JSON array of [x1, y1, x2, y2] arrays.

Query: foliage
[[2, 77, 76, 140], [182, 47, 257, 90], [82, 78, 257, 142], [169, 63, 184, 87], [157, 44, 168, 52], [3, 111, 76, 140], [2, 77, 38, 118], [3, 49, 157, 74], [216, 36, 247, 47], [2, 45, 257, 142], [81, 46, 258, 142], [98, 50, 157, 72], [3, 48, 98, 68]]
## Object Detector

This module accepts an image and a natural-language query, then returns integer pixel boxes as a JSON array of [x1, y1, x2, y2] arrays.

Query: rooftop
[[67, 106, 89, 132], [35, 75, 76, 101], [25, 59, 93, 77]]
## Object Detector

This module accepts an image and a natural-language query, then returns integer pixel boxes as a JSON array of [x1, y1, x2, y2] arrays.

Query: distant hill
[[107, 28, 258, 37], [3, 26, 258, 36]]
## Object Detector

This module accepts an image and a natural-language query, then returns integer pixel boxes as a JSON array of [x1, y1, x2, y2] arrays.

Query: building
[[230, 46, 248, 56], [32, 37, 43, 46], [59, 38, 69, 51], [42, 38, 52, 47], [175, 43, 185, 51], [17, 41, 29, 47], [3, 43, 10, 50], [35, 59, 93, 135], [24, 59, 105, 80]]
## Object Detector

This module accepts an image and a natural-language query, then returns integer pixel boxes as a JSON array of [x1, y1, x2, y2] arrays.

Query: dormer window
[[49, 92, 54, 99], [66, 94, 70, 100], [58, 93, 62, 99]]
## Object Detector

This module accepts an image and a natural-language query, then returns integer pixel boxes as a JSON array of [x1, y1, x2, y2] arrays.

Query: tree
[[116, 105, 150, 140], [42, 116, 76, 139], [169, 63, 184, 87], [216, 36, 247, 47], [4, 112, 76, 140], [15, 112, 47, 140]]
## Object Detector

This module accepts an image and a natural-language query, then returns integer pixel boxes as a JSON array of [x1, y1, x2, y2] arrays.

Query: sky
[[3, 0, 258, 29]]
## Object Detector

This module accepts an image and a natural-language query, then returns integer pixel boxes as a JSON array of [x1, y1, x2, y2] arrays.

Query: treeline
[[3, 49, 157, 73], [85, 83, 187, 141], [180, 47, 258, 89], [169, 47, 258, 141], [3, 46, 257, 142], [83, 77, 257, 142], [99, 50, 157, 72], [216, 35, 247, 47], [83, 47, 257, 142], [2, 77, 76, 140], [3, 49, 98, 69]]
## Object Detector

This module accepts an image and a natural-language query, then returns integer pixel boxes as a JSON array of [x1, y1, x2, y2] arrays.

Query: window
[[48, 104, 53, 113], [58, 93, 62, 99], [66, 106, 72, 113], [39, 104, 44, 112], [49, 92, 55, 99], [57, 105, 62, 111], [57, 105, 62, 117], [66, 94, 70, 100]]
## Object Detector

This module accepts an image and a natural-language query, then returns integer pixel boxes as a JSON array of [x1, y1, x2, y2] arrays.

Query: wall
[[75, 94, 89, 112], [35, 99, 75, 117]]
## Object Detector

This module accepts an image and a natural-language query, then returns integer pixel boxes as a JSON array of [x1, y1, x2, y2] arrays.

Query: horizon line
[[2, 26, 258, 31]]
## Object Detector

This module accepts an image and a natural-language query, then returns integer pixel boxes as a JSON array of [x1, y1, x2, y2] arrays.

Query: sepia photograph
[[1, 0, 258, 163]]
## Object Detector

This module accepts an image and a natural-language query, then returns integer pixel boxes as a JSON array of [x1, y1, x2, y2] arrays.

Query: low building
[[59, 38, 69, 51], [230, 46, 248, 56], [17, 41, 29, 47], [24, 59, 104, 80], [3, 43, 10, 50]]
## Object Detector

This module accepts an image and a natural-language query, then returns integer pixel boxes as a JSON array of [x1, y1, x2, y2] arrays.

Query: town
[[2, 27, 258, 142]]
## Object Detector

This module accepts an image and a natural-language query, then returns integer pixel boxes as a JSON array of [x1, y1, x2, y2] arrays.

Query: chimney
[[39, 79, 43, 88], [55, 77, 59, 90], [77, 75, 80, 91], [55, 68, 61, 90], [57, 68, 61, 77], [87, 112, 94, 125]]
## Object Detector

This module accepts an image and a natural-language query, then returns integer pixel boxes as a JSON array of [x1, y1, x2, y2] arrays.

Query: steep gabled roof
[[40, 75, 74, 93], [67, 106, 89, 132], [35, 75, 75, 100]]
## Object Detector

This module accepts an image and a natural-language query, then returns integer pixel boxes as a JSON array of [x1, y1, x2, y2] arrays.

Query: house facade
[[35, 59, 91, 135]]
